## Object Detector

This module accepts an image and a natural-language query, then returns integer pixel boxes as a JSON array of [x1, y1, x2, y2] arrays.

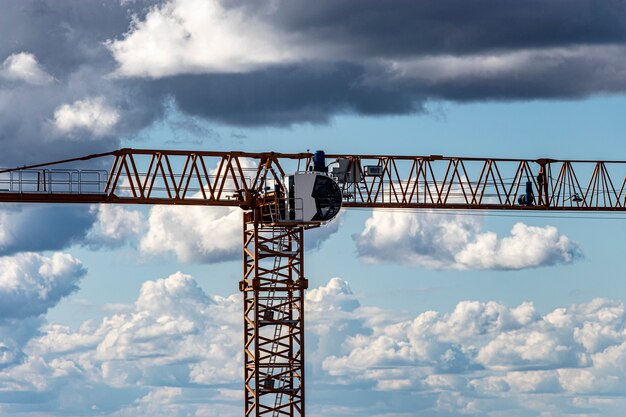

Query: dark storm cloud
[[258, 0, 626, 57], [0, 206, 96, 255], [128, 0, 626, 126], [147, 50, 626, 125], [1, 0, 626, 141], [392, 46, 626, 101], [0, 0, 163, 167], [0, 0, 160, 78], [0, 1, 165, 252], [155, 64, 421, 126]]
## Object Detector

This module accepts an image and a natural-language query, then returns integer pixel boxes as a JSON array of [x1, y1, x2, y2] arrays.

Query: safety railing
[[0, 169, 108, 194], [3, 150, 625, 211]]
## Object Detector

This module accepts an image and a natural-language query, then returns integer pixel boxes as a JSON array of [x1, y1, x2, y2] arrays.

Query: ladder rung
[[260, 320, 298, 326], [258, 250, 298, 257]]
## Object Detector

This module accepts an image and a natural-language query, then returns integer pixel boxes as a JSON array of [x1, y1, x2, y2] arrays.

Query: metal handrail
[[0, 168, 108, 194]]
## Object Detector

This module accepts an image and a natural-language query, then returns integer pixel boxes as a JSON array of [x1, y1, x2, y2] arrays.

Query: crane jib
[[0, 148, 625, 417], [0, 148, 624, 211]]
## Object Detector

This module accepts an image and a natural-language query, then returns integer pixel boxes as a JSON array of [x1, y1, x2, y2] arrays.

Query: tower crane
[[1, 148, 626, 417]]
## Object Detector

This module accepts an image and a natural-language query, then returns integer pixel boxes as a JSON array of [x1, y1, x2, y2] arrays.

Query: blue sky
[[2, 1, 626, 416], [50, 96, 626, 319]]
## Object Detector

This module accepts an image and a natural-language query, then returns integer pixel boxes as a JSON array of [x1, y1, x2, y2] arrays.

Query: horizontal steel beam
[[1, 148, 625, 212]]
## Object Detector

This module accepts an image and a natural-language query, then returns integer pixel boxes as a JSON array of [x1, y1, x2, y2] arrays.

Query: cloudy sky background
[[1, 0, 626, 416]]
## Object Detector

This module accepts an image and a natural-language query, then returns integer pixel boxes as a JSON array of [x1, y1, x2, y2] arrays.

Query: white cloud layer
[[0, 252, 85, 319], [0, 271, 241, 415], [139, 204, 342, 263], [387, 45, 626, 83], [0, 251, 85, 371], [322, 295, 626, 416], [1, 52, 53, 85], [138, 156, 341, 262], [53, 97, 120, 137], [85, 205, 145, 248], [108, 0, 305, 78], [139, 156, 245, 263], [1, 275, 626, 416], [355, 211, 581, 270], [140, 205, 242, 263], [305, 210, 344, 251]]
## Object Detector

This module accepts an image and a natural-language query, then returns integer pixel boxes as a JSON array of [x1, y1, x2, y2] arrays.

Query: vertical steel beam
[[240, 210, 307, 417]]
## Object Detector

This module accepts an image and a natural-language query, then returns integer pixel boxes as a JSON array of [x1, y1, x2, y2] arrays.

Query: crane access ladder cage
[[240, 213, 307, 417], [266, 235, 291, 416]]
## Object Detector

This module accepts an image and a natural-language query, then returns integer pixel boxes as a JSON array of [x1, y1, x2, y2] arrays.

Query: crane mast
[[1, 148, 626, 417]]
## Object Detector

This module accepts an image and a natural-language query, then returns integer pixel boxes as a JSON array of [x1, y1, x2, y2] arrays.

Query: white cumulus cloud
[[0, 251, 85, 371], [1, 52, 53, 85], [3, 275, 626, 416], [0, 252, 86, 319], [139, 157, 245, 263], [107, 0, 305, 78], [305, 210, 344, 251], [85, 205, 145, 248], [16, 272, 241, 398], [139, 204, 341, 263], [322, 295, 626, 415], [140, 205, 242, 263], [354, 210, 581, 270], [53, 97, 120, 137], [139, 156, 339, 262]]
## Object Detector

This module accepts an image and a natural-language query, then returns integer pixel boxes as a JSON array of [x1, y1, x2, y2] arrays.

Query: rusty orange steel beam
[[0, 148, 625, 211]]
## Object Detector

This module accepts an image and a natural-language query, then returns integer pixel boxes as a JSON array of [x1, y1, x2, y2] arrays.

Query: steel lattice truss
[[1, 148, 625, 211], [1, 148, 626, 417], [241, 214, 306, 417]]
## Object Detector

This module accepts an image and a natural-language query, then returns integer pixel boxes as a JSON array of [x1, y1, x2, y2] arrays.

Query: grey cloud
[[0, 0, 622, 264], [0, 59, 165, 166], [260, 0, 626, 57], [150, 63, 420, 126], [0, 0, 156, 78], [136, 47, 626, 126], [0, 206, 95, 255], [119, 0, 626, 126], [0, 0, 164, 166], [1, 0, 626, 140], [400, 46, 626, 101]]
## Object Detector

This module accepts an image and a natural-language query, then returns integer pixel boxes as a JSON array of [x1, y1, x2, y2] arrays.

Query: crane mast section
[[0, 148, 625, 211]]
